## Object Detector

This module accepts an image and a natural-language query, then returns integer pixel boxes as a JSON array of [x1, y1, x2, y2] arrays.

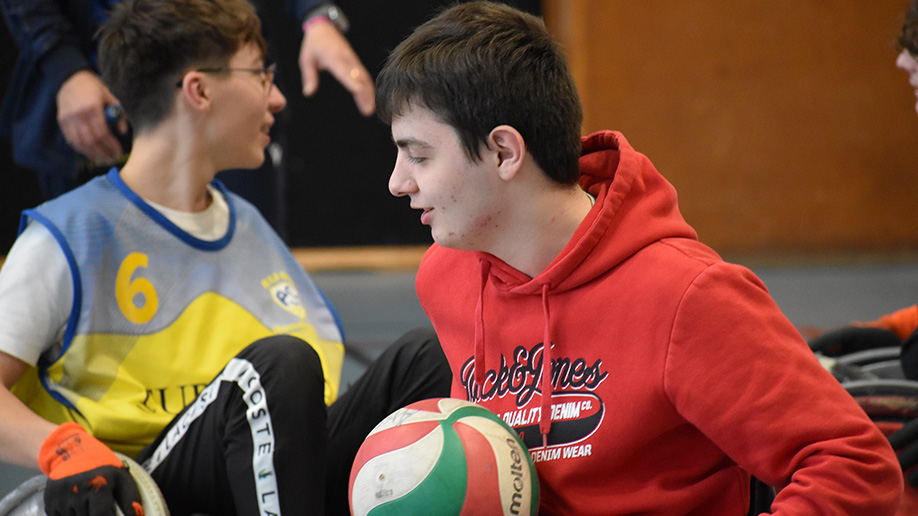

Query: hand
[[56, 71, 128, 165], [299, 19, 375, 116], [39, 422, 144, 516]]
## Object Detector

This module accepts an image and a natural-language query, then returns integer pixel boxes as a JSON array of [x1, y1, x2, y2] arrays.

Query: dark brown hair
[[376, 1, 583, 184], [97, 0, 266, 132]]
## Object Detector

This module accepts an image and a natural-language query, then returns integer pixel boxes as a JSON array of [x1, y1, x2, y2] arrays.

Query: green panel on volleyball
[[367, 418, 469, 516], [445, 404, 501, 424], [449, 403, 533, 461], [350, 398, 540, 516]]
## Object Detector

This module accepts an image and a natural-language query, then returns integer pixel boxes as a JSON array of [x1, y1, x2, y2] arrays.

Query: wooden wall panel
[[544, 0, 918, 262]]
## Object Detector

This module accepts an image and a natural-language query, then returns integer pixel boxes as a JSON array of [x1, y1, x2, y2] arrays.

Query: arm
[[806, 305, 917, 368], [0, 353, 143, 516], [277, 0, 373, 115], [298, 7, 375, 116], [0, 222, 143, 515], [0, 352, 54, 467], [854, 305, 918, 341], [242, 0, 374, 113], [55, 70, 126, 165], [0, 0, 90, 86], [667, 263, 902, 515], [0, 221, 71, 466], [0, 0, 126, 164]]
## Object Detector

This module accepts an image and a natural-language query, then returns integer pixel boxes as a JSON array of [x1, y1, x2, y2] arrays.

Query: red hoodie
[[415, 131, 902, 515]]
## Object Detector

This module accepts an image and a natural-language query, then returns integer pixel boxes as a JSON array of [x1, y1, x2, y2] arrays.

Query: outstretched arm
[[0, 352, 143, 516], [298, 15, 375, 116], [0, 351, 53, 467]]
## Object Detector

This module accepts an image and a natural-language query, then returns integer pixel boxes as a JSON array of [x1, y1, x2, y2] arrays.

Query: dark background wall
[[262, 0, 540, 247], [0, 0, 540, 252], [4, 1, 918, 263]]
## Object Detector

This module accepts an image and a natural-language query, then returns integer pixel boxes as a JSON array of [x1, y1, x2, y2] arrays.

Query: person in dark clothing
[[0, 0, 372, 231], [0, 1, 449, 514]]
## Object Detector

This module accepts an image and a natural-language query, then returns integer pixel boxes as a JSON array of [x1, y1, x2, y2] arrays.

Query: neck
[[118, 121, 217, 212], [488, 181, 592, 278]]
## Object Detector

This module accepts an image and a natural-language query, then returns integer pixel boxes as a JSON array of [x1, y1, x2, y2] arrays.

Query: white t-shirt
[[0, 187, 230, 365]]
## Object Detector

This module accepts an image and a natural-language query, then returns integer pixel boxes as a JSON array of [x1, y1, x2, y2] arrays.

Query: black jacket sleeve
[[0, 0, 94, 90]]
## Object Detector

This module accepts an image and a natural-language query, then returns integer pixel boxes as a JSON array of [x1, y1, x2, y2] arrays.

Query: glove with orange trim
[[39, 422, 145, 516]]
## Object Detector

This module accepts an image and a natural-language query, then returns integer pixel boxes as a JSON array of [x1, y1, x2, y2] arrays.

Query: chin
[[431, 232, 453, 249], [432, 232, 472, 251], [239, 155, 267, 171]]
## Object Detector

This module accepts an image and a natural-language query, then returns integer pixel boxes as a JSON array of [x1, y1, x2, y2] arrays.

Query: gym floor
[[2, 259, 918, 499]]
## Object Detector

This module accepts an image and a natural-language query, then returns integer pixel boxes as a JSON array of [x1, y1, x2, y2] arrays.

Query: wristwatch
[[304, 4, 350, 34]]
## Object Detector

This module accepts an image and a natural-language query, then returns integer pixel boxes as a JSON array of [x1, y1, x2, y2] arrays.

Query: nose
[[897, 49, 917, 73], [268, 84, 287, 113], [388, 154, 417, 197]]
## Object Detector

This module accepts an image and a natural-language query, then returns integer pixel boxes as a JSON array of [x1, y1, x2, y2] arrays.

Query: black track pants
[[324, 327, 452, 515], [135, 328, 451, 516]]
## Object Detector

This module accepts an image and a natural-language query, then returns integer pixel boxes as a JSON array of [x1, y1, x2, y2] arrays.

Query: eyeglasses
[[176, 61, 277, 97]]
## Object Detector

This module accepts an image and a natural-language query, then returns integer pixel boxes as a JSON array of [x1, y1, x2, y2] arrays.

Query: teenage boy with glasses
[[0, 1, 449, 514]]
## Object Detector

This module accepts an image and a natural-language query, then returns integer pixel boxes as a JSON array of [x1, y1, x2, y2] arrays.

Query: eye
[[399, 149, 426, 164]]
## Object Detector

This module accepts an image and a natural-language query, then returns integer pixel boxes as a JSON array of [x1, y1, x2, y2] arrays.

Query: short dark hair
[[900, 0, 918, 55], [97, 0, 267, 132], [376, 1, 583, 184]]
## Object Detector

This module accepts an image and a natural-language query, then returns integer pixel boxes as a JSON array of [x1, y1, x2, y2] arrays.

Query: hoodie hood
[[482, 130, 698, 295], [471, 130, 698, 446], [416, 131, 903, 515]]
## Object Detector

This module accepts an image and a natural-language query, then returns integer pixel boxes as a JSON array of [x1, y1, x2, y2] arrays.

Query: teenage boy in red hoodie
[[375, 2, 903, 514]]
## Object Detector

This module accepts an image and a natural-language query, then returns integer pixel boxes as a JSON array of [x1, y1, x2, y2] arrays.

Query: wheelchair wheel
[[843, 379, 918, 425], [835, 347, 905, 380], [843, 379, 918, 516], [0, 475, 45, 516], [819, 347, 906, 383]]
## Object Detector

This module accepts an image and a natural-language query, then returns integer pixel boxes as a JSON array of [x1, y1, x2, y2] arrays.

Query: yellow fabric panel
[[15, 292, 343, 457]]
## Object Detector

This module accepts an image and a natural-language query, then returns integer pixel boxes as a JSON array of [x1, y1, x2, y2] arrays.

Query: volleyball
[[348, 398, 539, 516]]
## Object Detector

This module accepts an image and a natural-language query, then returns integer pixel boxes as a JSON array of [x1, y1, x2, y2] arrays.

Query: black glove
[[43, 464, 144, 516], [888, 417, 918, 486], [808, 326, 902, 357], [39, 422, 144, 516]]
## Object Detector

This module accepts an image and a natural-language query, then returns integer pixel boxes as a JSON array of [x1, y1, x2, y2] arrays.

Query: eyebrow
[[394, 137, 433, 150]]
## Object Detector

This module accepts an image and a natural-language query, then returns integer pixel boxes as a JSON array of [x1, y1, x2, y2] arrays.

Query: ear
[[487, 125, 526, 181], [177, 71, 212, 112]]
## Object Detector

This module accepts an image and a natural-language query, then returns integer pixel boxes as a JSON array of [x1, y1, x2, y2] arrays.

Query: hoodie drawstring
[[473, 258, 554, 449], [474, 259, 490, 387], [540, 283, 553, 448]]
